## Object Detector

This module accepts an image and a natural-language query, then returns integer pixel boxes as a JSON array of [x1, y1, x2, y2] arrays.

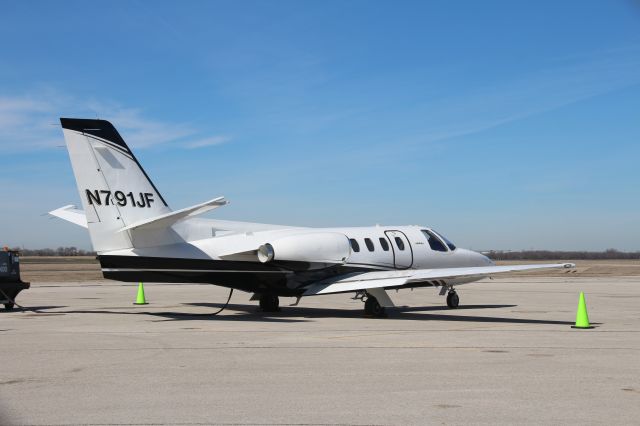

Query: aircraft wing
[[303, 263, 575, 295]]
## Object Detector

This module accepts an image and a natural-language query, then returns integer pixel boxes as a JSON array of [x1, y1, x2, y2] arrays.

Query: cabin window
[[379, 237, 389, 251], [421, 230, 448, 252], [364, 238, 375, 251], [394, 237, 405, 250], [432, 230, 456, 251], [350, 238, 360, 252]]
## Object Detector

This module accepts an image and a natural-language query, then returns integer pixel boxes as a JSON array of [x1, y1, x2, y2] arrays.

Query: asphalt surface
[[1, 276, 639, 425]]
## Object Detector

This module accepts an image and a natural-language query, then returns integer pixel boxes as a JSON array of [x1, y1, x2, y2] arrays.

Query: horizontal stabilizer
[[49, 205, 88, 228], [119, 197, 228, 232], [303, 263, 576, 295]]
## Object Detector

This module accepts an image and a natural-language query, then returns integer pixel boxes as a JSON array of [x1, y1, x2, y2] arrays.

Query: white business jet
[[50, 118, 574, 317]]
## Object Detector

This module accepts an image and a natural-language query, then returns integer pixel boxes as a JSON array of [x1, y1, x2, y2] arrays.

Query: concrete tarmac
[[1, 276, 639, 425]]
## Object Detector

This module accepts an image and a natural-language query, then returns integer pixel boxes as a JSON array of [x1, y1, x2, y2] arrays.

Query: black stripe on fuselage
[[99, 255, 312, 271], [98, 255, 379, 296]]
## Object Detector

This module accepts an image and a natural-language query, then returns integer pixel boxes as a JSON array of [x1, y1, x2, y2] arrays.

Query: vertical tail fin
[[60, 118, 171, 252]]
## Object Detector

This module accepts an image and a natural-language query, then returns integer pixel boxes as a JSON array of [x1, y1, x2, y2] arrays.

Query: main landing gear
[[363, 295, 387, 318], [446, 289, 460, 309], [259, 294, 280, 312]]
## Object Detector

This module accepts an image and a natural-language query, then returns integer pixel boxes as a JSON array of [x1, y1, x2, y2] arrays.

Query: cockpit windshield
[[432, 230, 456, 251], [421, 229, 448, 252]]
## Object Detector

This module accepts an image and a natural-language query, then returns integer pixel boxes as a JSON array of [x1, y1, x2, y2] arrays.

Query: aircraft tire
[[259, 294, 280, 312], [4, 303, 15, 311], [446, 291, 459, 309], [364, 296, 386, 317]]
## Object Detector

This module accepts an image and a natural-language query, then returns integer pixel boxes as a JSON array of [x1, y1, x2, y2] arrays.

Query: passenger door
[[384, 230, 413, 269]]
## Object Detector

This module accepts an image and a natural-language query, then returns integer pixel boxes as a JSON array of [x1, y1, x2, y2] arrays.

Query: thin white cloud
[[0, 94, 61, 151], [0, 91, 227, 152], [84, 101, 197, 149], [184, 135, 231, 149], [410, 45, 640, 145]]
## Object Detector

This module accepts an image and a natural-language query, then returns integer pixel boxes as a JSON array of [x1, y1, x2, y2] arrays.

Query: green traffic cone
[[133, 282, 148, 305], [572, 292, 593, 329]]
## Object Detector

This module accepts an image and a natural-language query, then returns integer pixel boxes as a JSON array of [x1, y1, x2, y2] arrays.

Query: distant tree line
[[6, 247, 96, 256], [486, 249, 640, 260]]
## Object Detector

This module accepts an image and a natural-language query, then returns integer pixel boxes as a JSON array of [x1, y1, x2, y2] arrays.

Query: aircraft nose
[[479, 252, 495, 266], [459, 248, 494, 266]]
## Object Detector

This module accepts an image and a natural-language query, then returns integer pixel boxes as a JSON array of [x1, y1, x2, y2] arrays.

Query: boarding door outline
[[384, 230, 413, 269]]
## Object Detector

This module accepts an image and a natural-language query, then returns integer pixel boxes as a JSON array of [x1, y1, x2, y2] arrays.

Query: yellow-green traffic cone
[[572, 292, 593, 329], [133, 282, 148, 305]]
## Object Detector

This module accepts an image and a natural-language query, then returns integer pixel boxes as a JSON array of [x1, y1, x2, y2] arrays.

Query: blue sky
[[1, 0, 639, 250]]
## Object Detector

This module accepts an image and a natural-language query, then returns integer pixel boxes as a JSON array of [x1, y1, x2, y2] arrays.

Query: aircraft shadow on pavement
[[38, 305, 308, 323], [147, 303, 308, 323], [18, 303, 585, 326], [169, 302, 578, 326], [0, 306, 67, 314]]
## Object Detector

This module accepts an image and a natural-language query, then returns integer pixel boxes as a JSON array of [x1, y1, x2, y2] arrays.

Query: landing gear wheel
[[259, 294, 280, 312], [446, 291, 459, 309], [4, 303, 15, 311], [364, 296, 386, 318]]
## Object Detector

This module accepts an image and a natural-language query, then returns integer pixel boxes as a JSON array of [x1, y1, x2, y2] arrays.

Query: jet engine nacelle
[[257, 232, 351, 264]]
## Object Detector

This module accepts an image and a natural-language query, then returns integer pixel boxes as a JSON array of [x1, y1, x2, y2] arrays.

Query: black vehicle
[[0, 250, 30, 310]]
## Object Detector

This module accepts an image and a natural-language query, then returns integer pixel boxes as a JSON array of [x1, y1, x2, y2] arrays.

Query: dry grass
[[20, 256, 102, 282], [495, 259, 640, 277]]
